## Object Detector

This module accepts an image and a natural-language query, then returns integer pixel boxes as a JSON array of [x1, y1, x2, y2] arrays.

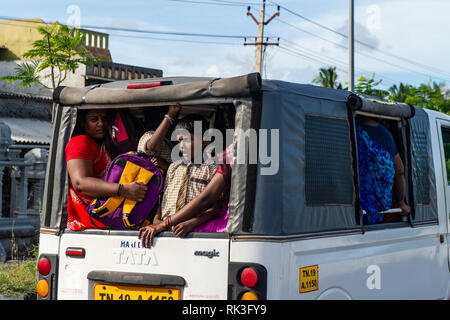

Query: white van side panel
[[433, 116, 450, 275], [57, 233, 229, 300], [38, 231, 60, 256], [231, 225, 449, 299], [230, 241, 287, 299], [299, 228, 447, 299]]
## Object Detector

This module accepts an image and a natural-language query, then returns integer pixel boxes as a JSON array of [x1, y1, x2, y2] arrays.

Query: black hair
[[213, 105, 236, 150], [355, 114, 379, 125], [72, 109, 112, 137], [143, 106, 169, 131], [223, 104, 236, 129], [175, 114, 209, 136], [72, 109, 89, 136]]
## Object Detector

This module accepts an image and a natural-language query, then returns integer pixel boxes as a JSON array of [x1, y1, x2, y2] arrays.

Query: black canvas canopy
[[53, 73, 262, 106], [44, 73, 262, 232], [251, 80, 436, 235], [42, 73, 437, 235]]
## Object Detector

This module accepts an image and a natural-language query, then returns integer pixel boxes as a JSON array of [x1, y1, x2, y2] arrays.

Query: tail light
[[240, 291, 259, 300], [36, 254, 58, 300], [37, 257, 51, 276], [66, 247, 86, 258], [127, 81, 172, 89], [228, 263, 267, 300], [36, 279, 49, 298], [240, 267, 259, 288]]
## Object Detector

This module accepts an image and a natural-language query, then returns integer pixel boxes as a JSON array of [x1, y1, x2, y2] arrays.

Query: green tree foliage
[[353, 73, 389, 98], [387, 82, 413, 102], [313, 67, 450, 115], [312, 67, 344, 89], [391, 81, 450, 114], [1, 22, 96, 90]]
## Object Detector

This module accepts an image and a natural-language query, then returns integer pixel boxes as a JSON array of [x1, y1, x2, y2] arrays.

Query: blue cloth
[[358, 123, 398, 157], [356, 124, 396, 224]]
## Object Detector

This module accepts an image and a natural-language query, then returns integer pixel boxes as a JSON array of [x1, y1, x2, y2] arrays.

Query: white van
[[36, 73, 450, 300]]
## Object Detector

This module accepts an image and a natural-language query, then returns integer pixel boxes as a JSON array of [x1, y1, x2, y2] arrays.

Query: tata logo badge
[[112, 241, 157, 266]]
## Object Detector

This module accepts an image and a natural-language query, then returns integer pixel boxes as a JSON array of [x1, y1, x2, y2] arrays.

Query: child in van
[[138, 114, 221, 247], [168, 106, 235, 237]]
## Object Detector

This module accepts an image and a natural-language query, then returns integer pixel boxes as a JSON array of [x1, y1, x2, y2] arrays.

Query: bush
[[0, 245, 38, 298]]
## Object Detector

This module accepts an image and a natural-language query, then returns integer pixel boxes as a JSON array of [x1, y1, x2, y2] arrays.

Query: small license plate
[[93, 283, 180, 300]]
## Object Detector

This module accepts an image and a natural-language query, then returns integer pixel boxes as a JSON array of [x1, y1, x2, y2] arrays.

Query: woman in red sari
[[65, 109, 148, 231]]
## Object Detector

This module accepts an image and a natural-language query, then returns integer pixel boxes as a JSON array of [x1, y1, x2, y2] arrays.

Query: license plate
[[93, 283, 180, 300]]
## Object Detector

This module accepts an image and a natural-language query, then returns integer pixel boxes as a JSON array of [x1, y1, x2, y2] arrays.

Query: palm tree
[[1, 22, 100, 123], [313, 67, 343, 89], [1, 22, 94, 91], [388, 83, 412, 103]]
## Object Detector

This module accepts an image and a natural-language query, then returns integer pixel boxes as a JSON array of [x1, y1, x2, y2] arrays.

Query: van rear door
[[436, 120, 450, 272], [57, 231, 230, 300]]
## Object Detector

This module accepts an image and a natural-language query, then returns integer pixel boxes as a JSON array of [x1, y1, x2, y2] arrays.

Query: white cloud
[[93, 0, 450, 86], [336, 21, 380, 53], [205, 65, 220, 77], [263, 0, 450, 86]]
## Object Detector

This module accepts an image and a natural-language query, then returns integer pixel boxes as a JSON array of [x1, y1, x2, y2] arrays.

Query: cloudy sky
[[2, 0, 450, 89]]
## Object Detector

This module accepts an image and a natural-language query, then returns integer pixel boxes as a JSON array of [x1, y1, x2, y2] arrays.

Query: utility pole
[[246, 1, 280, 77], [349, 0, 355, 91], [255, 5, 265, 74]]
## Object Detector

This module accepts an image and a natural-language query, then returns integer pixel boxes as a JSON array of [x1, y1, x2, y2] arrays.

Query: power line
[[278, 45, 348, 75], [281, 38, 397, 86], [273, 17, 450, 83], [76, 24, 248, 39], [268, 1, 450, 81], [109, 32, 243, 46], [277, 45, 394, 90], [268, 1, 347, 38], [279, 41, 394, 88], [0, 16, 254, 40], [277, 18, 343, 49], [166, 0, 278, 8], [0, 15, 281, 57], [3, 10, 446, 85], [294, 23, 450, 83], [167, 0, 246, 7], [209, 0, 278, 6], [281, 39, 348, 68]]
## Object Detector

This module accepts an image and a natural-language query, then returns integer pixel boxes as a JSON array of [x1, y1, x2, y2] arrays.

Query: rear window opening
[[64, 102, 237, 236], [354, 113, 411, 226], [140, 103, 236, 153]]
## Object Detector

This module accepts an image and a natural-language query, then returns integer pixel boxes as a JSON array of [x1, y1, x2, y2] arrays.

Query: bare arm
[[67, 158, 147, 201], [138, 206, 163, 248], [152, 206, 163, 225], [137, 172, 226, 246], [146, 104, 181, 154], [172, 201, 222, 238], [393, 154, 411, 214], [170, 172, 226, 226]]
